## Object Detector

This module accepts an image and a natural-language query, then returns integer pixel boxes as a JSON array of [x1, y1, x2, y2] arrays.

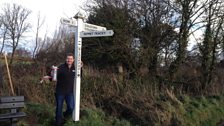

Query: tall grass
[[1, 62, 224, 125]]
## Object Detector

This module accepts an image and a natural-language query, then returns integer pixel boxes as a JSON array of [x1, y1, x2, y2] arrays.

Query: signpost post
[[61, 12, 114, 122]]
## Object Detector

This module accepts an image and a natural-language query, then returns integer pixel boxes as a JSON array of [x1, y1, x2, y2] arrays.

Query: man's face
[[66, 56, 74, 65]]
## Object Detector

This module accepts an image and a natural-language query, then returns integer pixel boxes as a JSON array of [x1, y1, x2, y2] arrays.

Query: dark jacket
[[56, 63, 75, 95]]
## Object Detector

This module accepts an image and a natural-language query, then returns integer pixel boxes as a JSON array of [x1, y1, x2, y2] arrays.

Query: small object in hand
[[51, 65, 58, 81]]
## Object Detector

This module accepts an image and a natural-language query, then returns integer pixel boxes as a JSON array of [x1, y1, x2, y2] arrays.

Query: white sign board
[[60, 18, 77, 26], [83, 23, 106, 31], [80, 30, 114, 38]]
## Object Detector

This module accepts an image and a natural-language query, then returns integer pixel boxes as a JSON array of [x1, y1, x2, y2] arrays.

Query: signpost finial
[[73, 12, 85, 20]]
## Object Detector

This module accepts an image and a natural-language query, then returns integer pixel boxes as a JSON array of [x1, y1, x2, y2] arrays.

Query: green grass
[[64, 109, 130, 126], [25, 103, 131, 126], [24, 95, 224, 126], [153, 95, 224, 126], [182, 96, 224, 126], [25, 102, 55, 126]]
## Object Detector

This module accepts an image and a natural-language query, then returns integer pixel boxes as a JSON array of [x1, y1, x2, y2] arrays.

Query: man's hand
[[40, 76, 52, 83]]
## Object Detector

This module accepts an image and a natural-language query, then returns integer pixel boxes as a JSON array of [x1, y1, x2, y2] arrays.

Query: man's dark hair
[[66, 53, 74, 57]]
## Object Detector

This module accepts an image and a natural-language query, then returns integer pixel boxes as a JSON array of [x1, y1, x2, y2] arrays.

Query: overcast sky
[[0, 0, 87, 38], [0, 0, 88, 52]]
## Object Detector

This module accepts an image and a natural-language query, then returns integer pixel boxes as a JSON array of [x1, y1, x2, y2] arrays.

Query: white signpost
[[61, 12, 114, 122], [60, 17, 77, 26]]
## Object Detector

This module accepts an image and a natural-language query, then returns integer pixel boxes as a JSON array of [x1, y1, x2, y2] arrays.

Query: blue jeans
[[55, 93, 74, 123]]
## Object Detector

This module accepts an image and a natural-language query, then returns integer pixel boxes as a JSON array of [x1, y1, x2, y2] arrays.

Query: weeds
[[25, 103, 130, 126], [1, 63, 224, 125]]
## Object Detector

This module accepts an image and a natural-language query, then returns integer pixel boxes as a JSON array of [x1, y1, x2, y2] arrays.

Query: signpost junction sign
[[60, 12, 114, 122]]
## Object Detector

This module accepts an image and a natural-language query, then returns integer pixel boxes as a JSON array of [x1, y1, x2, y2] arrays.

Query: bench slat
[[0, 112, 26, 120], [0, 102, 25, 109], [0, 96, 24, 103]]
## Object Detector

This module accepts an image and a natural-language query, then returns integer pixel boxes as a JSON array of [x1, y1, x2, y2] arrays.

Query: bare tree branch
[[1, 3, 31, 64]]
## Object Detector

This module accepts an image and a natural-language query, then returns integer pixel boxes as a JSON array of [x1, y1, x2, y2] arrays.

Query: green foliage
[[83, 3, 138, 69], [69, 109, 107, 126], [153, 95, 224, 126], [182, 96, 224, 126]]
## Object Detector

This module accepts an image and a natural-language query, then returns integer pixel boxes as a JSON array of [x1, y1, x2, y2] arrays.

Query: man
[[54, 53, 76, 126]]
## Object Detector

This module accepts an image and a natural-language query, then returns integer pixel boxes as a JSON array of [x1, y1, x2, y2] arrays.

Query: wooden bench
[[0, 96, 26, 126]]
